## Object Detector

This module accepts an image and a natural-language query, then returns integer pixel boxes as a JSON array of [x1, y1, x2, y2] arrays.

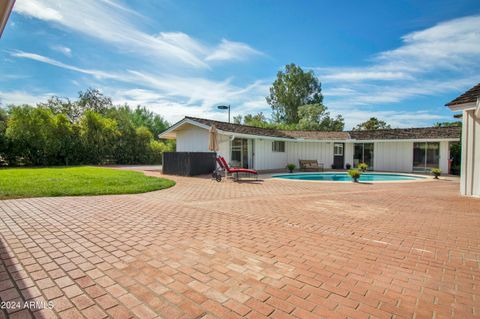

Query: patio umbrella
[[208, 125, 219, 152]]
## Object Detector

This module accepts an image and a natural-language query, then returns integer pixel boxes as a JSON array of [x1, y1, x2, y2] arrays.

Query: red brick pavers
[[1, 172, 479, 318]]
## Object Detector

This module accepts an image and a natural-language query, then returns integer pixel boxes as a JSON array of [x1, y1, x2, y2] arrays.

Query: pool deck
[[0, 169, 478, 319]]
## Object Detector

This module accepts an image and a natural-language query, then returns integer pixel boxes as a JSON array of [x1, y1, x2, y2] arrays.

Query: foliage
[[353, 117, 391, 131], [266, 63, 323, 124], [0, 89, 171, 166], [0, 166, 175, 200], [358, 162, 368, 171], [348, 169, 361, 182], [434, 121, 462, 127], [286, 163, 296, 172], [297, 104, 344, 131], [431, 168, 442, 179]]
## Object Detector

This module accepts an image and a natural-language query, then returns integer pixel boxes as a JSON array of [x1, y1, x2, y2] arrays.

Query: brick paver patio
[[1, 171, 479, 318]]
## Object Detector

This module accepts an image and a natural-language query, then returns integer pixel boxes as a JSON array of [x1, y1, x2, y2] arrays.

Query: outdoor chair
[[213, 156, 258, 181], [299, 160, 324, 172]]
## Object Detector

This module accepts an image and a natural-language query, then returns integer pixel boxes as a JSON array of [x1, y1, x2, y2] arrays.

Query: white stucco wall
[[286, 141, 334, 169], [461, 109, 480, 196]]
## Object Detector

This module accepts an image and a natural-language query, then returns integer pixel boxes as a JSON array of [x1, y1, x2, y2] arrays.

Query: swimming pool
[[272, 172, 426, 182]]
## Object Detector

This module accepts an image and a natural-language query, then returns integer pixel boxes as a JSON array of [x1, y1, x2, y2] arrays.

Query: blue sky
[[1, 0, 479, 129]]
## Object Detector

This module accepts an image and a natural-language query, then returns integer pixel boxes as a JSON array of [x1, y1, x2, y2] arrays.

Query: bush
[[358, 162, 368, 172], [345, 163, 351, 169], [0, 89, 172, 167], [286, 163, 296, 173], [431, 168, 442, 179], [348, 169, 361, 182]]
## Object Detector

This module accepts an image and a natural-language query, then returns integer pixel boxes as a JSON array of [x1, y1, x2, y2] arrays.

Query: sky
[[1, 0, 479, 129]]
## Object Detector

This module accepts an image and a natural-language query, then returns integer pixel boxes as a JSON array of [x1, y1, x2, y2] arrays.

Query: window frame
[[272, 141, 285, 153]]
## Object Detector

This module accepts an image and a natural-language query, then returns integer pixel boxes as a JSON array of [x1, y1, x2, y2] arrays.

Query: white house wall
[[175, 126, 229, 161], [254, 139, 288, 170], [373, 142, 413, 172], [286, 141, 334, 168], [176, 126, 210, 152], [461, 109, 480, 196]]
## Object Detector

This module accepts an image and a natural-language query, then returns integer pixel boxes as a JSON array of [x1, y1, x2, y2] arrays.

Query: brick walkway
[[1, 172, 479, 319]]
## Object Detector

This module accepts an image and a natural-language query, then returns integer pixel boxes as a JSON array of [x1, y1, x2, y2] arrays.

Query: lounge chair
[[299, 160, 324, 172], [216, 156, 258, 181]]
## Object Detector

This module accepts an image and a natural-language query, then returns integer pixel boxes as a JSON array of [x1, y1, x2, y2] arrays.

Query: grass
[[0, 166, 175, 200]]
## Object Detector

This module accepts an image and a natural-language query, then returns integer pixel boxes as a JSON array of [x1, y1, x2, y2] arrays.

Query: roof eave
[[0, 0, 15, 38], [447, 101, 477, 112]]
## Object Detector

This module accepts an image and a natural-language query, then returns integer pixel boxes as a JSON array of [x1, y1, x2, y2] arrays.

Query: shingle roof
[[183, 116, 461, 141], [281, 130, 350, 140], [185, 117, 293, 139], [349, 126, 461, 140], [446, 83, 480, 106]]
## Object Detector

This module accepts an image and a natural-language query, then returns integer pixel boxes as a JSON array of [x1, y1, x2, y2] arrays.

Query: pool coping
[[267, 171, 435, 183]]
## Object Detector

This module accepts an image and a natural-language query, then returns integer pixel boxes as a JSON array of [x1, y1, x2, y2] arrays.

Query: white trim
[[448, 101, 477, 112]]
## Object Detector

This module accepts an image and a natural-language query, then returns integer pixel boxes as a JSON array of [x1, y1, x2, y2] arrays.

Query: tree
[[243, 113, 268, 126], [353, 117, 391, 131], [296, 104, 344, 131], [6, 106, 57, 165], [266, 63, 323, 124], [79, 111, 119, 164], [131, 105, 169, 138], [77, 88, 112, 115], [434, 121, 462, 127], [0, 108, 9, 163]]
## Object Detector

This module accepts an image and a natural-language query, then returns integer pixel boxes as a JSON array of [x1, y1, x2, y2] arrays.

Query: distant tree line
[[0, 89, 174, 166]]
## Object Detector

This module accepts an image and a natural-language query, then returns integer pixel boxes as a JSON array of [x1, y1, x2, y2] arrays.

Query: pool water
[[272, 172, 426, 182]]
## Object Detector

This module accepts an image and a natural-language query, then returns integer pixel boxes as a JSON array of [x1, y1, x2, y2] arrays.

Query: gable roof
[[446, 83, 480, 106], [160, 116, 460, 141], [185, 116, 294, 139]]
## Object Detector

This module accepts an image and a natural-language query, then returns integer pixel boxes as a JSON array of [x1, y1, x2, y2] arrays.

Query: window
[[272, 141, 285, 152], [353, 143, 374, 169], [413, 142, 439, 172], [334, 143, 343, 156]]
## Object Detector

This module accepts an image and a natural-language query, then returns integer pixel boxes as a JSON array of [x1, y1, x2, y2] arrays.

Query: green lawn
[[0, 166, 175, 200]]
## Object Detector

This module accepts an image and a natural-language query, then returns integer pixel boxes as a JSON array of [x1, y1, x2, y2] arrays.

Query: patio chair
[[299, 160, 324, 172], [216, 156, 258, 181]]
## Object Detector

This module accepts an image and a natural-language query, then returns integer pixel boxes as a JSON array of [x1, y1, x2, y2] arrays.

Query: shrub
[[348, 169, 361, 182], [345, 163, 351, 169], [431, 168, 442, 179], [358, 162, 368, 172], [286, 163, 296, 173]]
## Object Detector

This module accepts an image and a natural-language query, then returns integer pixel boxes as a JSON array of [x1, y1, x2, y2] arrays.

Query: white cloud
[[14, 0, 62, 22], [11, 51, 119, 79], [0, 90, 53, 106], [9, 51, 270, 123], [337, 109, 449, 129], [13, 0, 263, 68], [206, 39, 263, 62], [51, 45, 72, 57]]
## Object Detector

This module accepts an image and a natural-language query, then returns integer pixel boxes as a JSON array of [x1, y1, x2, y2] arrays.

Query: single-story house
[[446, 83, 480, 196], [159, 116, 461, 174]]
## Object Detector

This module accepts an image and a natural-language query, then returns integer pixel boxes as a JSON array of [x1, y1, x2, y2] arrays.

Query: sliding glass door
[[230, 139, 253, 169], [413, 142, 439, 172], [353, 143, 374, 170]]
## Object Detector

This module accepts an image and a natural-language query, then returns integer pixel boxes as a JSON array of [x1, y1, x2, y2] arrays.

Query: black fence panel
[[162, 152, 216, 176]]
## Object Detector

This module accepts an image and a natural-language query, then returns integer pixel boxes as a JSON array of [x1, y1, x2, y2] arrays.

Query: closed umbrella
[[208, 125, 219, 152]]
